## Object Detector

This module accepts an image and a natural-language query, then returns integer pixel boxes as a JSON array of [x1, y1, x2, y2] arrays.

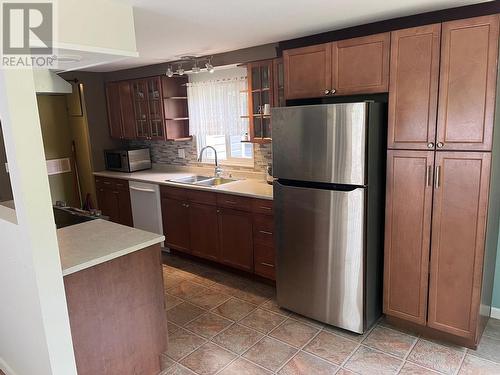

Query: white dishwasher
[[129, 181, 164, 247]]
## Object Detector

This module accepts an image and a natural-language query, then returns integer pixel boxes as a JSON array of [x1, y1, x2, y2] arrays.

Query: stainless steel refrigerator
[[272, 102, 386, 334]]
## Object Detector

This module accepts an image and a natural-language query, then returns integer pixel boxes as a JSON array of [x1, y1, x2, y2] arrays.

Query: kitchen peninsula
[[58, 219, 166, 375]]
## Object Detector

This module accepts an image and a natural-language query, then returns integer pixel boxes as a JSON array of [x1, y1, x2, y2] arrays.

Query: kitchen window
[[187, 67, 253, 166]]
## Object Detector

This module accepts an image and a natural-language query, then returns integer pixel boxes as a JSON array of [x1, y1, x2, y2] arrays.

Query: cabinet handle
[[330, 88, 336, 95], [427, 142, 434, 149], [259, 206, 272, 210], [437, 142, 444, 148], [112, 191, 119, 194], [435, 166, 441, 189], [261, 262, 275, 268], [259, 230, 273, 235], [217, 209, 220, 214], [185, 203, 190, 208], [103, 181, 111, 185], [324, 89, 330, 95], [426, 165, 432, 187], [224, 200, 237, 205]]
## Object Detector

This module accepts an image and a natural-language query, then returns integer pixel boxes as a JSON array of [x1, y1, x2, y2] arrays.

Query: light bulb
[[177, 64, 184, 76], [192, 61, 201, 73]]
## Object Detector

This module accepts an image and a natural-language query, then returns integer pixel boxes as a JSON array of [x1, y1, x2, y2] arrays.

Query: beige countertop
[[58, 219, 165, 276], [93, 169, 273, 200]]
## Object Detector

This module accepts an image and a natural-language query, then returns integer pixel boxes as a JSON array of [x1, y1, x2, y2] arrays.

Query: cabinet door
[[117, 189, 133, 227], [117, 81, 136, 140], [105, 82, 123, 139], [384, 150, 434, 325], [98, 188, 120, 223], [188, 203, 219, 261], [161, 197, 190, 252], [428, 152, 491, 339], [437, 15, 499, 151], [218, 208, 254, 272], [132, 80, 151, 139], [284, 43, 332, 99], [388, 25, 441, 150], [334, 33, 390, 95]]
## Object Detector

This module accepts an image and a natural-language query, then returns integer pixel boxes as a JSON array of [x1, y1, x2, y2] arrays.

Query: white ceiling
[[90, 0, 487, 72]]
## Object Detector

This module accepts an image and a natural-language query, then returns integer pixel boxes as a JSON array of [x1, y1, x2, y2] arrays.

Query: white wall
[[0, 70, 77, 375]]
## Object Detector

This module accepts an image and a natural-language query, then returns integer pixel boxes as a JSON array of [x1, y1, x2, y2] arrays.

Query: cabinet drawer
[[251, 198, 273, 215], [160, 185, 187, 200], [253, 214, 274, 247], [113, 179, 129, 191], [254, 243, 275, 280], [217, 194, 252, 212], [95, 177, 128, 191], [186, 189, 217, 206]]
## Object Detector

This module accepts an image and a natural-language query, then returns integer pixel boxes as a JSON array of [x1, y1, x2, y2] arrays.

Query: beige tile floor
[[161, 254, 500, 375]]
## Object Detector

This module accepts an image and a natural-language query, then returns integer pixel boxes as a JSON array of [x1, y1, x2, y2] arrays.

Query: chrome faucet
[[198, 146, 223, 178]]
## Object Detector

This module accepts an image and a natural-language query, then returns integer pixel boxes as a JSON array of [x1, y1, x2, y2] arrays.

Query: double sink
[[169, 175, 238, 187]]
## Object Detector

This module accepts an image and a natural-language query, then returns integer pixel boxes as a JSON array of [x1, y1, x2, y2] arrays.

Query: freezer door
[[274, 181, 365, 333], [272, 103, 367, 185]]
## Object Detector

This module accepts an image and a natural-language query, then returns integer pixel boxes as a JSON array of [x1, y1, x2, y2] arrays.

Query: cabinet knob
[[437, 142, 444, 148], [324, 89, 330, 95], [427, 142, 434, 149], [217, 209, 220, 214], [330, 88, 336, 95]]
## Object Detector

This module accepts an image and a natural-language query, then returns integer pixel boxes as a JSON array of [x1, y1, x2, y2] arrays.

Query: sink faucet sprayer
[[198, 146, 223, 178]]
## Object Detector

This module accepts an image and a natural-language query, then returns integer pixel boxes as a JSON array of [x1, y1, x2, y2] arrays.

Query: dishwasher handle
[[130, 186, 157, 193]]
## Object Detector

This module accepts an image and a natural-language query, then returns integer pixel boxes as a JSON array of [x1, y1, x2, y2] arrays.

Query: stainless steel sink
[[169, 175, 238, 187], [195, 177, 238, 187], [168, 175, 212, 184]]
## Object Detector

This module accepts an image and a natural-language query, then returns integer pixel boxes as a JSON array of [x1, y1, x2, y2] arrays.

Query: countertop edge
[[93, 171, 273, 200], [62, 235, 165, 276]]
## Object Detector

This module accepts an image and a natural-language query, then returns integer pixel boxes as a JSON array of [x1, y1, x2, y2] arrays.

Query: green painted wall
[[37, 95, 79, 207], [493, 225, 500, 309]]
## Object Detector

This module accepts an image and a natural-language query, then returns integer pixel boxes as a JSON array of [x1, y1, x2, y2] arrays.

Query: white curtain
[[187, 76, 248, 154]]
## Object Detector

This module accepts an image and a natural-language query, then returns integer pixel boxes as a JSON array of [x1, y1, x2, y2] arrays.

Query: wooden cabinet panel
[[105, 82, 123, 139], [216, 193, 252, 212], [388, 25, 441, 150], [117, 81, 136, 139], [428, 152, 491, 338], [251, 198, 273, 215], [218, 208, 254, 272], [334, 33, 390, 95], [284, 43, 332, 99], [189, 203, 219, 261], [117, 189, 133, 227], [384, 150, 434, 325], [437, 15, 499, 151], [161, 197, 190, 252], [254, 243, 275, 280]]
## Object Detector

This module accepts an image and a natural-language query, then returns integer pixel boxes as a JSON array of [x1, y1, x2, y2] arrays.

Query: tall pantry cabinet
[[384, 15, 500, 348]]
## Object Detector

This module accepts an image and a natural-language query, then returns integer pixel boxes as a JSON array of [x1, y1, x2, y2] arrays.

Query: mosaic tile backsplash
[[129, 139, 272, 173]]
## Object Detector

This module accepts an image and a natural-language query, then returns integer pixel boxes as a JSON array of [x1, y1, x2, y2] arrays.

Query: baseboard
[[491, 307, 500, 320], [0, 357, 17, 375]]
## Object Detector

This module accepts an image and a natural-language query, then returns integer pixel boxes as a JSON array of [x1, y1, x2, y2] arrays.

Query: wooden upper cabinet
[[384, 150, 434, 325], [284, 43, 332, 99], [334, 33, 390, 95], [388, 25, 441, 150], [428, 152, 491, 339], [105, 82, 124, 139], [437, 15, 499, 151], [117, 81, 136, 139]]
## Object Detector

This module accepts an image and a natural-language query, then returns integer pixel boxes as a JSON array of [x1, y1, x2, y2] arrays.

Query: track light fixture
[[192, 60, 201, 73], [166, 65, 174, 77], [205, 58, 215, 73], [176, 64, 185, 76]]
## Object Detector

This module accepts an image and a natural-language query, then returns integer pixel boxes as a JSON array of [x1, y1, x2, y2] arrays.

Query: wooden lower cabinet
[[95, 177, 133, 226], [189, 202, 219, 261], [384, 150, 492, 346], [384, 150, 434, 325], [218, 207, 254, 272], [161, 196, 190, 252], [427, 152, 491, 339], [160, 186, 275, 279]]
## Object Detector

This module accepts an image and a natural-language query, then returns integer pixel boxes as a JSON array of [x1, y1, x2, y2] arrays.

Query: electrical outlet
[[178, 148, 185, 159]]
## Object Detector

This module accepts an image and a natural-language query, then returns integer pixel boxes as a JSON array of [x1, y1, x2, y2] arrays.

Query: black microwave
[[104, 149, 151, 172]]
